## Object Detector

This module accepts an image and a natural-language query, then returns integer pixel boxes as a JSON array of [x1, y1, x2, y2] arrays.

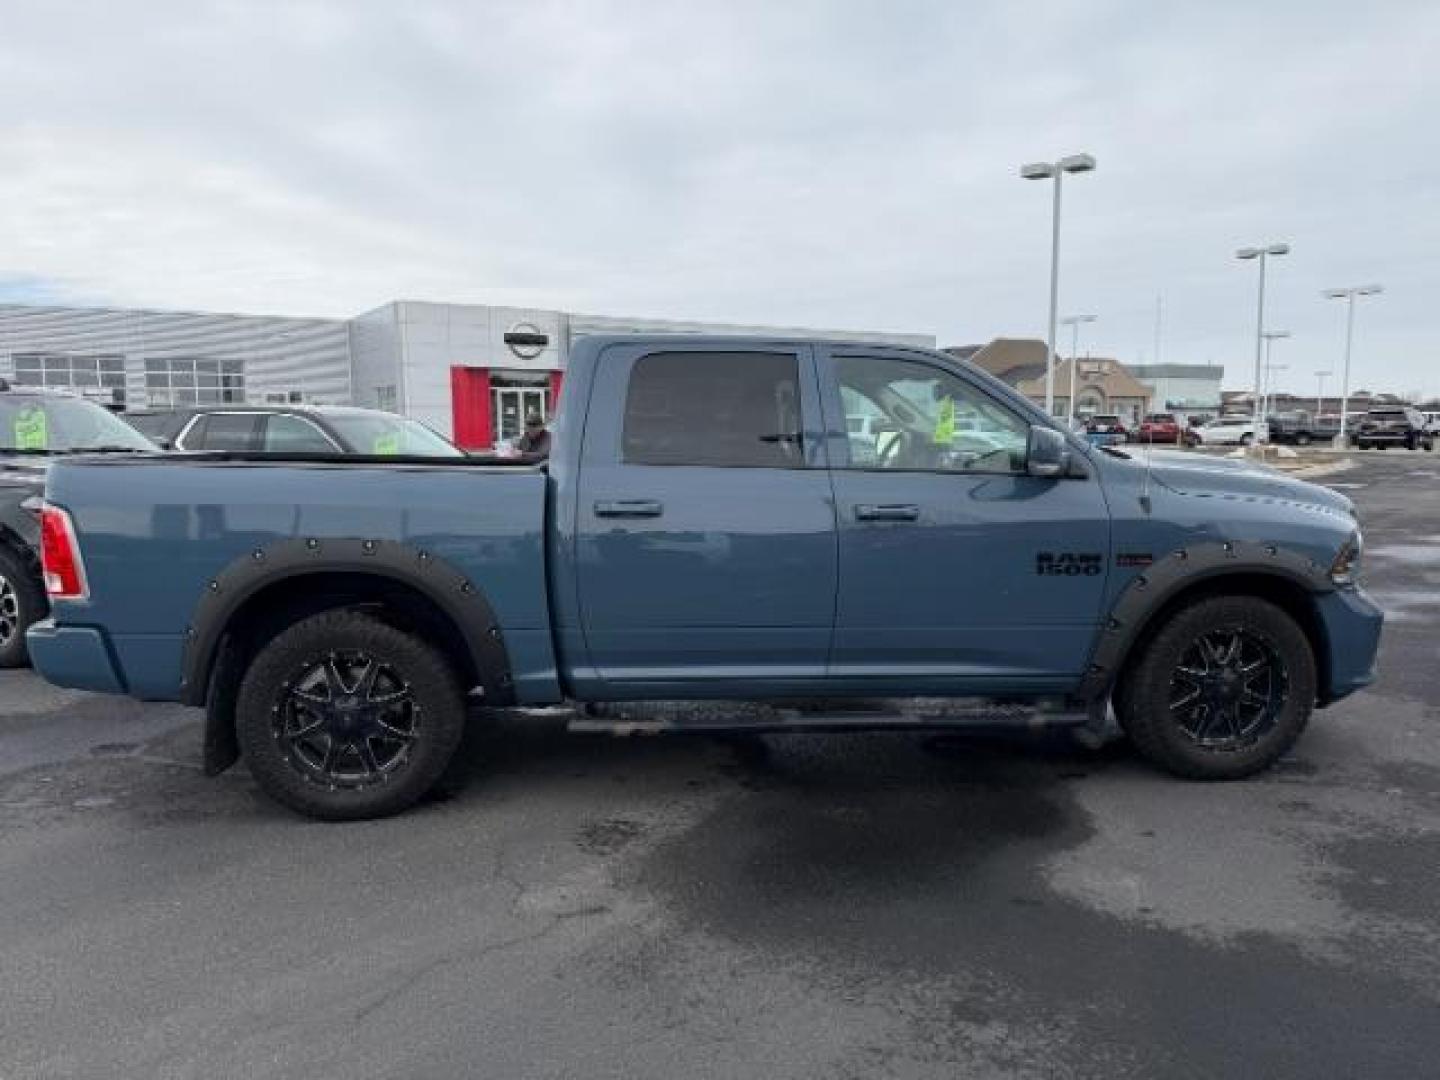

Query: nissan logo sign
[[504, 323, 549, 359]]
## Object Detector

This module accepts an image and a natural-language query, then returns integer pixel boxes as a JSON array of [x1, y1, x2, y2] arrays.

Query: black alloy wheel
[[1167, 629, 1286, 750], [1116, 595, 1316, 780], [235, 610, 466, 820], [274, 651, 419, 789]]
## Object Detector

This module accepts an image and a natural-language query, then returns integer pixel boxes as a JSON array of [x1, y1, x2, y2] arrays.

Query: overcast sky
[[2, 0, 1436, 397]]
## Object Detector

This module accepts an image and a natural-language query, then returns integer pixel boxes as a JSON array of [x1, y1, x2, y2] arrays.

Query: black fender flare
[[1079, 539, 1334, 699], [181, 536, 515, 708]]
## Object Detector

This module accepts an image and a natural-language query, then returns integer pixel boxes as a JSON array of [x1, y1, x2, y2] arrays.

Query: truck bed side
[[39, 457, 557, 702]]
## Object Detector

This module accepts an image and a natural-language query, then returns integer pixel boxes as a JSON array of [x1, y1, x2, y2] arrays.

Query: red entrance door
[[450, 367, 492, 449]]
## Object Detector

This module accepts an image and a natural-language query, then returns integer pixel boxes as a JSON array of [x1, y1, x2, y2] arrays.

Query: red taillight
[[39, 504, 88, 600]]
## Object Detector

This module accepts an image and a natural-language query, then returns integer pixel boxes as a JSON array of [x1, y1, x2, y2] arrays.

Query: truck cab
[[28, 336, 1383, 819]]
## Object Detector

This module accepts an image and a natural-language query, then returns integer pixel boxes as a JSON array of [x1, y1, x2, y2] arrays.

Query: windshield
[[321, 412, 463, 457], [0, 396, 156, 452]]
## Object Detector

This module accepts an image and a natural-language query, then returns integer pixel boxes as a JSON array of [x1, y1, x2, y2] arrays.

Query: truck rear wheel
[[235, 610, 466, 820], [0, 547, 44, 669], [1116, 596, 1316, 780]]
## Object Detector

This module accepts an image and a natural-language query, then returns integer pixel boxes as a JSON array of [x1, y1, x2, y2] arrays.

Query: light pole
[[1323, 284, 1384, 443], [1313, 370, 1332, 415], [1060, 314, 1097, 422], [1236, 243, 1290, 445], [1021, 153, 1097, 416], [1260, 329, 1290, 420]]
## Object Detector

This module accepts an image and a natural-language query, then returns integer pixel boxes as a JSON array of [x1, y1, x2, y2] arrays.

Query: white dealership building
[[0, 300, 931, 449]]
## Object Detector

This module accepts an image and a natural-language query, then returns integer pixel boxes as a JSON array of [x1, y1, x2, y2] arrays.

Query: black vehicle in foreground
[[1350, 407, 1434, 451], [0, 382, 158, 666], [124, 404, 463, 457]]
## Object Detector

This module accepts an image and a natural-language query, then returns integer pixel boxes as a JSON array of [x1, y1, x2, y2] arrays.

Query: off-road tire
[[235, 610, 466, 820], [1116, 596, 1316, 780], [0, 547, 45, 669]]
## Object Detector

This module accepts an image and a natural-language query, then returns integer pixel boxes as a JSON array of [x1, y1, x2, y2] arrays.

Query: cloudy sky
[[2, 0, 1436, 396]]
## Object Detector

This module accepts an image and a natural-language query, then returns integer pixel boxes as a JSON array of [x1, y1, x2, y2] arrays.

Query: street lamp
[[1236, 242, 1290, 445], [1323, 284, 1384, 443], [1022, 152, 1097, 416], [1059, 314, 1097, 423], [1313, 369, 1332, 415], [1260, 329, 1290, 421]]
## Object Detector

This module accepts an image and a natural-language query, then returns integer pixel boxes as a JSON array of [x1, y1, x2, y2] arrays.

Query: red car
[[1137, 412, 1188, 445]]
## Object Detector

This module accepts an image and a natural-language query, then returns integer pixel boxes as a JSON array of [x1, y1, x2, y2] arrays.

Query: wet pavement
[[1, 454, 1437, 1078]]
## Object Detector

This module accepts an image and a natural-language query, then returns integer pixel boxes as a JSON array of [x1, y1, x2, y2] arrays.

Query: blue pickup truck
[[27, 336, 1382, 819]]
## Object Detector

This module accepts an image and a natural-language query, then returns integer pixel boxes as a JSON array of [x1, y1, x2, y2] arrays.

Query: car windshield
[[0, 396, 157, 452], [321, 412, 463, 457]]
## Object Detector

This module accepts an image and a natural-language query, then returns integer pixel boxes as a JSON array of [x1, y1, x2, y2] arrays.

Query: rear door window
[[187, 413, 260, 451], [621, 351, 802, 467], [262, 414, 338, 453]]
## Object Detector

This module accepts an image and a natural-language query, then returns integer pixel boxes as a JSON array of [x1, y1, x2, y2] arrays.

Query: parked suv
[[1268, 413, 1340, 446], [0, 382, 158, 666], [1137, 413, 1196, 446], [1085, 414, 1129, 443], [1350, 407, 1434, 451]]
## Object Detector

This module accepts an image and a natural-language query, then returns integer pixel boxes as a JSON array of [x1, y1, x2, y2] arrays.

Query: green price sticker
[[372, 433, 401, 455], [932, 396, 956, 447], [14, 407, 48, 450]]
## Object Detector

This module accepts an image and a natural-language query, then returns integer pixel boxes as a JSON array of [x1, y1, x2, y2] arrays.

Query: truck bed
[[40, 455, 556, 701]]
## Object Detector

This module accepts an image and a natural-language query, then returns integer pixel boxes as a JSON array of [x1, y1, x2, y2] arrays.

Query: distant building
[[1127, 363, 1223, 421], [949, 338, 1151, 422], [1, 300, 931, 449]]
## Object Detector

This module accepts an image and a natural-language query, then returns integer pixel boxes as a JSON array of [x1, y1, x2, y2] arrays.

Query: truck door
[[818, 346, 1111, 692], [573, 342, 836, 695]]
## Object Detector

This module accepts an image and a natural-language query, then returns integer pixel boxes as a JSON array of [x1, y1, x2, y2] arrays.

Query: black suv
[[0, 382, 158, 666], [124, 405, 462, 456], [1351, 407, 1434, 451]]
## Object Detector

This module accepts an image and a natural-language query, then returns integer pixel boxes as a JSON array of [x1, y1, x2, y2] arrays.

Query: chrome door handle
[[594, 500, 664, 518], [854, 503, 919, 522]]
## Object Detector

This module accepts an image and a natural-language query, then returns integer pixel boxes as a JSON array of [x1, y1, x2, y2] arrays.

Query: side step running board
[[566, 698, 1104, 738]]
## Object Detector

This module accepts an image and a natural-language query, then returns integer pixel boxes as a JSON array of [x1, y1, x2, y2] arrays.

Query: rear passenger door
[[573, 343, 836, 695]]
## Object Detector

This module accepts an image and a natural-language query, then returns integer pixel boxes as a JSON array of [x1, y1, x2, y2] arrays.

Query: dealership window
[[622, 351, 801, 467], [11, 353, 127, 404], [144, 357, 245, 407]]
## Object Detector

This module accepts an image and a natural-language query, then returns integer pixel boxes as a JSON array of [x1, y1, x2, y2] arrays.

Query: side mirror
[[154, 437, 174, 450], [1026, 425, 1069, 478]]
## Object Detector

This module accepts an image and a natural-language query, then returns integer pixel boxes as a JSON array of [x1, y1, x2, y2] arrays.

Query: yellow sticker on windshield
[[14, 406, 48, 450], [933, 396, 956, 446], [372, 433, 401, 455]]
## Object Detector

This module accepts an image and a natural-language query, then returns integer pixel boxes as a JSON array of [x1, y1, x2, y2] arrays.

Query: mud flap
[[202, 634, 242, 776]]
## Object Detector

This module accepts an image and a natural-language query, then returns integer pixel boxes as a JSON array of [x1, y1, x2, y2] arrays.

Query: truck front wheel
[[1116, 596, 1316, 780], [235, 610, 466, 820]]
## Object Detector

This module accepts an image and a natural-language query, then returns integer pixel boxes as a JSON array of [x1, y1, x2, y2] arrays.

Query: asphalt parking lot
[[1, 453, 1437, 1079]]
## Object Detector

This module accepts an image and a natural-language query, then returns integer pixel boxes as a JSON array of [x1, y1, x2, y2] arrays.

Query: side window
[[188, 413, 258, 451], [834, 355, 1030, 473], [262, 414, 336, 453], [622, 351, 802, 467]]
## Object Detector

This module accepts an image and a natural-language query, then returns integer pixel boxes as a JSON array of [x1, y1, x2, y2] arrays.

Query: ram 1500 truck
[[27, 336, 1383, 820]]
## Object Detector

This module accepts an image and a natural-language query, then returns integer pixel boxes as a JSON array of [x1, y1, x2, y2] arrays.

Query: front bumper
[[25, 619, 126, 694], [1314, 587, 1384, 705]]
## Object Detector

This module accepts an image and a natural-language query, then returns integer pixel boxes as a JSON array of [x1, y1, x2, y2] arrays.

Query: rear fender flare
[[181, 536, 514, 707], [1080, 540, 1333, 699]]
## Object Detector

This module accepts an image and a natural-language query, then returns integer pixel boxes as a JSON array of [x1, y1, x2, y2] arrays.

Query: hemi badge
[[1116, 552, 1154, 568]]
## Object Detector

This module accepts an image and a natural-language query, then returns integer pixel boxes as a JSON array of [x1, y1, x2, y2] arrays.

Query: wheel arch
[[186, 538, 514, 775], [1084, 541, 1333, 705]]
